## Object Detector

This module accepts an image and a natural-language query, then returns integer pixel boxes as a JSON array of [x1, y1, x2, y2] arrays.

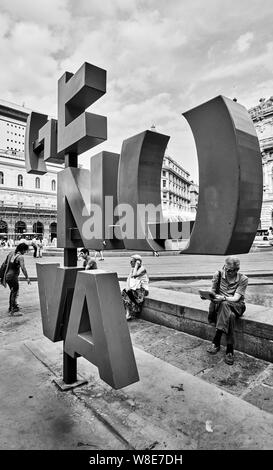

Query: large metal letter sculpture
[[25, 112, 59, 174], [57, 62, 107, 156], [118, 130, 170, 251], [36, 264, 81, 341], [181, 95, 262, 254], [65, 270, 139, 389]]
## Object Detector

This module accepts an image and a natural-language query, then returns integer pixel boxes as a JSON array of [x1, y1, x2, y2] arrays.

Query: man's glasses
[[224, 265, 238, 273]]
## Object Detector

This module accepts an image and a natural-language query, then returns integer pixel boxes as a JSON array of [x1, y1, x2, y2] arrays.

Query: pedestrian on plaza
[[204, 256, 248, 365], [94, 240, 106, 261], [31, 236, 38, 258], [121, 254, 149, 321], [0, 242, 31, 316], [79, 248, 98, 270], [37, 236, 43, 258]]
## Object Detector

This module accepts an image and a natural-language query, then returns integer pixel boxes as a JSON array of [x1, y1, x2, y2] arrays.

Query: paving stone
[[131, 322, 180, 349], [243, 385, 273, 414], [198, 352, 269, 396]]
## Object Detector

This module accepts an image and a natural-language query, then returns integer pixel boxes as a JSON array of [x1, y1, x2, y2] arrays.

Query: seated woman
[[121, 254, 149, 321]]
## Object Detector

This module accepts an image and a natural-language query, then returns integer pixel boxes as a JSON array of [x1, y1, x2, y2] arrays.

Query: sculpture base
[[53, 377, 88, 391]]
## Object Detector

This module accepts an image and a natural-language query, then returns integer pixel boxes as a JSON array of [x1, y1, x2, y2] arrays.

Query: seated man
[[206, 256, 248, 365], [78, 248, 97, 270]]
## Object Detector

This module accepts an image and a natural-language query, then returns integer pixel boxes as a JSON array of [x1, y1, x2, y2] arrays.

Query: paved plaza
[[1, 249, 273, 280]]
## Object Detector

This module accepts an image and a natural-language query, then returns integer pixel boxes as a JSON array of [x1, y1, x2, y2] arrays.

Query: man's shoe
[[225, 353, 234, 365], [207, 343, 220, 354]]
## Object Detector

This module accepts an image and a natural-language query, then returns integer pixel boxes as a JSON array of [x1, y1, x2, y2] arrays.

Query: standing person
[[94, 240, 106, 261], [121, 254, 149, 321], [204, 256, 248, 365], [0, 242, 31, 316], [78, 248, 97, 270], [37, 237, 43, 258], [31, 236, 37, 258]]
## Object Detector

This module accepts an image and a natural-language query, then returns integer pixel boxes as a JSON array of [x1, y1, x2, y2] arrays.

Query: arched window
[[33, 221, 44, 234], [35, 177, 40, 189], [18, 174, 23, 187], [51, 179, 56, 191], [0, 172, 3, 185]]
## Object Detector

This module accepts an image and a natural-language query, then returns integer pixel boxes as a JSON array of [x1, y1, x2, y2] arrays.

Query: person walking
[[0, 242, 31, 316], [121, 254, 149, 321], [204, 256, 248, 365]]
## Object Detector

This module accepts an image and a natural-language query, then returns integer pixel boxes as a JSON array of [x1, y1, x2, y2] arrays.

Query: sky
[[1, 0, 273, 182]]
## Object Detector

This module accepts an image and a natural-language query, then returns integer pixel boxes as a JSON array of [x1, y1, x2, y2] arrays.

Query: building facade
[[161, 154, 196, 221], [0, 100, 59, 241], [249, 97, 273, 229]]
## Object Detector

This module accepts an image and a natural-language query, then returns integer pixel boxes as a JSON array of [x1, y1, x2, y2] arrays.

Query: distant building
[[190, 182, 199, 213], [249, 96, 273, 229], [0, 99, 60, 241], [161, 154, 197, 221]]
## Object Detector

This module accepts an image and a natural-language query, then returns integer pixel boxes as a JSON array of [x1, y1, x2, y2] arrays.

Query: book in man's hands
[[198, 289, 217, 301]]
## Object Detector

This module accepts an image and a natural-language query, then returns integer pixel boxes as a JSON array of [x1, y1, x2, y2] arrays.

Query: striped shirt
[[211, 269, 248, 300]]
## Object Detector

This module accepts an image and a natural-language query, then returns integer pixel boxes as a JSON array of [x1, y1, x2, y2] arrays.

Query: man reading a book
[[205, 256, 248, 365]]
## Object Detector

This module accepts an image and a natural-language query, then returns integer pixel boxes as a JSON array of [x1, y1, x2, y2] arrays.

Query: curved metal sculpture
[[181, 95, 263, 255], [118, 130, 170, 251]]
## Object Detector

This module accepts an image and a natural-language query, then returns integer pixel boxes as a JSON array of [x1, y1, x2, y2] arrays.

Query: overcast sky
[[1, 0, 273, 182]]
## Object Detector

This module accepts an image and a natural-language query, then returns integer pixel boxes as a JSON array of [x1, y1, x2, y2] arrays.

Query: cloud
[[236, 32, 254, 53], [1, 0, 273, 182], [0, 0, 70, 26], [200, 42, 273, 82]]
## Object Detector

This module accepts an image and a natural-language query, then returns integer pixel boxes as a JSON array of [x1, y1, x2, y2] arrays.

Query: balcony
[[249, 104, 273, 120], [260, 137, 273, 151], [0, 203, 57, 215]]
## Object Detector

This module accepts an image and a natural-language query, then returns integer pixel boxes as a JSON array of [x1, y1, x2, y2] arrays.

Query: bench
[[140, 286, 273, 362]]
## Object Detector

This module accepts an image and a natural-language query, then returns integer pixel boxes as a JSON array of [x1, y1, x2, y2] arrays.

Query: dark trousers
[[209, 300, 245, 345], [33, 246, 37, 258], [7, 277, 19, 311]]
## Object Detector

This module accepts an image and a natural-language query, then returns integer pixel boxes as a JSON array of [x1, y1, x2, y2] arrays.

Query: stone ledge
[[140, 286, 273, 363]]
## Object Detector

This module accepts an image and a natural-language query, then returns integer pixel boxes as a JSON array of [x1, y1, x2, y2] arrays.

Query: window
[[18, 202, 23, 208], [51, 179, 56, 191], [18, 174, 23, 187], [162, 180, 166, 188], [0, 172, 3, 184], [35, 203, 40, 210], [35, 177, 40, 189]]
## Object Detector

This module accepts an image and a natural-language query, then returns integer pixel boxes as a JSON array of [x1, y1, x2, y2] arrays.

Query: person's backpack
[[0, 254, 11, 287]]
